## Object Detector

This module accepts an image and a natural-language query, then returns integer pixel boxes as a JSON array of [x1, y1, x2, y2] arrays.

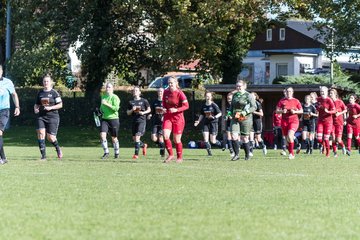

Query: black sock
[[51, 140, 60, 151], [139, 141, 144, 148], [232, 140, 239, 155], [227, 140, 234, 152], [243, 142, 250, 157], [159, 141, 165, 156], [258, 140, 264, 148], [205, 142, 211, 151], [135, 142, 140, 155], [0, 136, 5, 159], [38, 139, 46, 158]]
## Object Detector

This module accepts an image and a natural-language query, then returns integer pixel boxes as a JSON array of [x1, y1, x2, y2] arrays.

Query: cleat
[[346, 150, 351, 156], [40, 156, 47, 161], [2, 159, 8, 164], [342, 147, 346, 155], [262, 146, 267, 155], [114, 154, 119, 159], [309, 148, 313, 154], [160, 154, 165, 158], [296, 147, 301, 154], [334, 152, 338, 158], [230, 152, 235, 158], [245, 154, 251, 160], [132, 154, 139, 159], [56, 148, 63, 159], [274, 145, 277, 150], [207, 149, 212, 156], [281, 150, 287, 156], [176, 158, 183, 163], [249, 152, 254, 157], [142, 143, 148, 156], [163, 155, 174, 163], [101, 153, 109, 159], [0, 159, 5, 164], [288, 154, 295, 160], [231, 155, 240, 161]]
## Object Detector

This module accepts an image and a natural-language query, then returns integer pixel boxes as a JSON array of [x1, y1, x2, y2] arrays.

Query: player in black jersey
[[299, 95, 318, 154], [34, 74, 63, 160], [194, 91, 222, 156], [249, 92, 267, 156], [127, 86, 151, 159], [148, 88, 165, 157], [224, 92, 234, 157]]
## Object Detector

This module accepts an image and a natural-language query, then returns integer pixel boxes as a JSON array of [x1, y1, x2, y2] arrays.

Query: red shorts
[[317, 120, 333, 135], [281, 120, 299, 136], [332, 124, 344, 138], [347, 124, 360, 137], [163, 115, 185, 135]]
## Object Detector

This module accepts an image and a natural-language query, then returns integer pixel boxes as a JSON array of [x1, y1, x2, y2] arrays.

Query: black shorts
[[203, 122, 218, 135], [132, 121, 146, 136], [0, 109, 10, 132], [152, 124, 163, 135], [37, 115, 60, 136], [101, 118, 120, 137], [253, 119, 263, 134], [302, 120, 315, 133]]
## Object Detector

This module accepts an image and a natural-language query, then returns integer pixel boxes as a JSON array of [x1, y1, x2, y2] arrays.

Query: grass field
[[1, 140, 360, 239]]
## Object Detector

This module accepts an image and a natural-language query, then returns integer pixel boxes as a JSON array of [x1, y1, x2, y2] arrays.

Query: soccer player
[[224, 93, 234, 157], [345, 94, 360, 155], [316, 86, 336, 157], [272, 110, 286, 154], [99, 82, 120, 159], [194, 91, 222, 156], [329, 89, 347, 157], [299, 95, 318, 154], [34, 74, 63, 160], [162, 76, 189, 163], [149, 87, 165, 157], [0, 65, 20, 164], [127, 86, 151, 159], [229, 80, 256, 161], [250, 92, 267, 155], [276, 87, 303, 159]]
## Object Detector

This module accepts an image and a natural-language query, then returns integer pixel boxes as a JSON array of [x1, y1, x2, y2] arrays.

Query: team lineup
[[0, 70, 359, 164]]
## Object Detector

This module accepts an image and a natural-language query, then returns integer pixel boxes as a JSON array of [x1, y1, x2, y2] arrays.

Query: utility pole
[[329, 28, 334, 85], [5, 0, 11, 76]]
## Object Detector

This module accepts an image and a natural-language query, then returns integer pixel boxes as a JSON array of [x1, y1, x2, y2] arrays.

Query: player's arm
[[126, 103, 134, 116], [213, 104, 222, 119], [12, 91, 20, 116], [194, 115, 204, 127]]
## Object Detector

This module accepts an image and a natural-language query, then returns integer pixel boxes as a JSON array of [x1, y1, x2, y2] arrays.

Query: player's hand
[[14, 108, 20, 116], [34, 108, 39, 114], [132, 106, 137, 111], [147, 114, 152, 120], [138, 111, 144, 115], [290, 109, 297, 114], [354, 115, 359, 119], [169, 108, 178, 113], [324, 108, 329, 113], [194, 120, 199, 127], [43, 106, 52, 111], [101, 99, 108, 105], [283, 109, 287, 114]]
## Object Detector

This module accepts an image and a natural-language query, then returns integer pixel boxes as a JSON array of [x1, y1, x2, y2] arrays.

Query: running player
[[345, 94, 360, 155], [329, 89, 347, 157], [149, 88, 165, 157], [162, 76, 189, 163], [299, 95, 317, 154], [127, 86, 151, 159], [224, 92, 234, 157], [229, 80, 256, 161], [316, 86, 336, 157], [250, 92, 267, 155], [276, 87, 303, 159], [194, 91, 222, 156]]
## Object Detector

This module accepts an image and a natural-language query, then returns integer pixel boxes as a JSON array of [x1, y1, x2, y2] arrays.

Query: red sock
[[165, 139, 173, 156], [324, 140, 330, 156], [357, 138, 360, 148], [332, 142, 337, 152], [347, 138, 352, 151], [175, 142, 183, 159], [288, 142, 294, 155], [338, 141, 344, 148]]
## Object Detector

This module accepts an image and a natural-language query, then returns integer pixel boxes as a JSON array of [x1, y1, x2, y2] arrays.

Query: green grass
[[1, 144, 360, 240]]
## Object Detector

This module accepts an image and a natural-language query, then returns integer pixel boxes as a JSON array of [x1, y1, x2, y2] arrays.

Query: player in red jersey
[[316, 86, 336, 157], [276, 87, 303, 159], [329, 89, 347, 157], [345, 94, 360, 156], [162, 77, 189, 163]]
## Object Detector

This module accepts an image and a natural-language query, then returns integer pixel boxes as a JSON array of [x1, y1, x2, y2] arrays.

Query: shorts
[[332, 124, 344, 138], [231, 118, 252, 136], [281, 120, 299, 136], [253, 119, 262, 134], [302, 120, 315, 133], [101, 118, 120, 137], [203, 122, 218, 135], [317, 120, 333, 136], [163, 116, 185, 135], [347, 124, 360, 137], [0, 109, 10, 132], [132, 121, 146, 136], [152, 124, 163, 135], [37, 115, 60, 136]]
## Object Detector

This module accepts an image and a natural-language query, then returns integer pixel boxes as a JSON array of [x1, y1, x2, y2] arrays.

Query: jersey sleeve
[[53, 90, 62, 104], [213, 103, 221, 115], [176, 91, 189, 112]]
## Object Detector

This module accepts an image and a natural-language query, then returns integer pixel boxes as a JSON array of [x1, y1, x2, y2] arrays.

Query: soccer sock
[[0, 136, 5, 160], [309, 139, 314, 149], [288, 142, 294, 155], [324, 140, 330, 156], [113, 141, 119, 155], [38, 139, 46, 158], [258, 140, 264, 149], [338, 141, 344, 148], [159, 141, 165, 156], [357, 138, 360, 149], [205, 142, 211, 150], [243, 142, 250, 157], [214, 140, 222, 148], [227, 139, 233, 152], [332, 141, 337, 153], [249, 140, 254, 152], [175, 142, 183, 159], [139, 141, 144, 148], [232, 140, 240, 156], [134, 141, 140, 155], [164, 139, 173, 156], [347, 138, 352, 151], [101, 140, 109, 154], [51, 140, 60, 150]]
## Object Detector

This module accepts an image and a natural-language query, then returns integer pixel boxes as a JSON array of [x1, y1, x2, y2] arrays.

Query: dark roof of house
[[286, 20, 325, 43]]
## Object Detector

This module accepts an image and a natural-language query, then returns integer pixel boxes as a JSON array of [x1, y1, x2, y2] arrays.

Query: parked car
[[148, 74, 196, 89], [304, 68, 330, 74]]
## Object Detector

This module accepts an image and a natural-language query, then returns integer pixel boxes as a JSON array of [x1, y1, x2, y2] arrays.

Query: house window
[[239, 63, 254, 84], [279, 28, 285, 41], [276, 63, 288, 77], [266, 29, 272, 41]]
